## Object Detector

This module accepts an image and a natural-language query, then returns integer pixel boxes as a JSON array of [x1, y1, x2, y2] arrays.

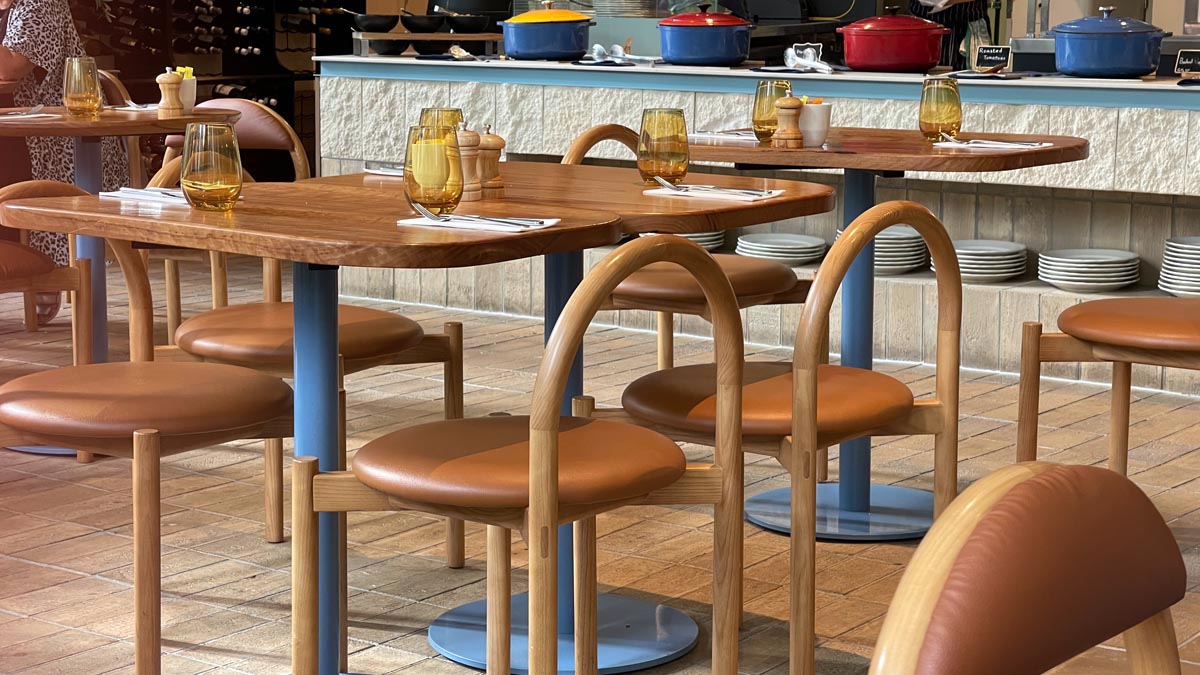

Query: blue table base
[[429, 592, 699, 674], [744, 484, 934, 541]]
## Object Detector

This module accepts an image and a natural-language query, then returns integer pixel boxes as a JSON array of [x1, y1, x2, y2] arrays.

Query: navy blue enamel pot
[[658, 5, 752, 67], [502, 2, 593, 60], [1051, 6, 1169, 78]]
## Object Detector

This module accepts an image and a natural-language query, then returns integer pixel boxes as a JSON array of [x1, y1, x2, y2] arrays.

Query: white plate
[[877, 225, 922, 240], [736, 254, 821, 266], [876, 256, 928, 265], [1159, 283, 1200, 297], [738, 233, 825, 249], [1037, 261, 1140, 275], [737, 243, 825, 255], [955, 254, 1028, 265], [1039, 249, 1139, 265], [1166, 236, 1200, 250], [953, 239, 1026, 255], [1040, 276, 1138, 292], [1158, 270, 1200, 285], [1160, 264, 1200, 277], [959, 271, 1026, 283], [875, 265, 925, 276], [1038, 269, 1140, 282], [736, 248, 822, 260], [944, 264, 1027, 274], [1158, 276, 1200, 291], [1162, 253, 1200, 266]]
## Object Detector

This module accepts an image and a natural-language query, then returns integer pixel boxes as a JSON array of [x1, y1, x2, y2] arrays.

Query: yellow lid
[[507, 1, 589, 23]]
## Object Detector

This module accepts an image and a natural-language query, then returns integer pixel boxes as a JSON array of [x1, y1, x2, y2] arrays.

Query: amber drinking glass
[[62, 56, 102, 118], [918, 77, 962, 142], [404, 125, 463, 214], [637, 108, 689, 186], [419, 107, 465, 131], [752, 80, 792, 142], [180, 122, 244, 211]]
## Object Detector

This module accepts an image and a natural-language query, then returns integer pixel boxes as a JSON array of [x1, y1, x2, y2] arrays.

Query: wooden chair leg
[[164, 259, 181, 346], [1125, 608, 1181, 675], [815, 447, 828, 482], [443, 322, 467, 569], [133, 430, 162, 675], [210, 251, 228, 308], [292, 457, 319, 675], [712, 455, 743, 675], [1016, 322, 1044, 463], [574, 517, 598, 675], [486, 526, 512, 675], [72, 258, 93, 368], [263, 438, 284, 543], [789, 449, 817, 675], [1109, 361, 1132, 476], [22, 291, 37, 332], [336, 355, 349, 673], [656, 311, 674, 370]]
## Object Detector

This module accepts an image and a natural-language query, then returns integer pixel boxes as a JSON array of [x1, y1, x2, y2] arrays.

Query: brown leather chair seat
[[353, 416, 686, 509], [612, 253, 799, 305], [0, 362, 292, 450], [0, 240, 54, 279], [622, 362, 914, 438], [175, 303, 425, 368], [1058, 298, 1200, 353]]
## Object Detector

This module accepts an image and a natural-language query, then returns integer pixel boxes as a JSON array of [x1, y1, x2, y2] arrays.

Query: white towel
[[100, 188, 189, 204], [365, 166, 405, 177], [109, 104, 158, 112], [0, 113, 58, 121], [643, 187, 784, 202], [397, 216, 559, 233], [934, 140, 1053, 150]]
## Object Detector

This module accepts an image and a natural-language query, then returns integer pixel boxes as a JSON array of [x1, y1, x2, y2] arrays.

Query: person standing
[[909, 0, 991, 70]]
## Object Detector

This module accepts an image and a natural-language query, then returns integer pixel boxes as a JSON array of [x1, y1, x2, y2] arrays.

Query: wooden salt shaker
[[478, 125, 506, 199], [772, 96, 804, 149], [457, 124, 482, 202], [156, 70, 184, 119]]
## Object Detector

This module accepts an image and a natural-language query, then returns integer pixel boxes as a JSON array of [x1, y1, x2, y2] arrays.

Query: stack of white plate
[[639, 231, 725, 252], [1038, 249, 1140, 293], [931, 240, 1027, 283], [1160, 236, 1200, 297], [736, 233, 826, 266], [837, 225, 928, 276]]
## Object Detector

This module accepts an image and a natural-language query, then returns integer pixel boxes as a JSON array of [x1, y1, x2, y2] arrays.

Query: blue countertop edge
[[316, 57, 1200, 110]]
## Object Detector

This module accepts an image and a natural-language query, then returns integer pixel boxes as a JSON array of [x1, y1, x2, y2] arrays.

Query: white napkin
[[0, 113, 58, 121], [643, 187, 784, 202], [365, 166, 404, 177], [110, 104, 158, 112], [688, 130, 758, 142], [398, 216, 559, 233], [100, 187, 189, 204], [934, 140, 1052, 150]]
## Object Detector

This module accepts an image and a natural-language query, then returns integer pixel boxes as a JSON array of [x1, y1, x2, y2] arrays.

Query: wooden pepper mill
[[156, 69, 184, 119], [457, 124, 482, 202], [478, 125, 506, 200], [772, 96, 804, 149]]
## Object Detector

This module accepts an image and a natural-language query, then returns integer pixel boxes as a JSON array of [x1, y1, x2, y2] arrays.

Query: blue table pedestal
[[744, 484, 933, 541], [429, 593, 699, 675]]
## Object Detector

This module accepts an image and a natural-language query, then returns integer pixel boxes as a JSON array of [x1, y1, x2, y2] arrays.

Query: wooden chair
[[97, 70, 146, 188], [870, 461, 1184, 675], [608, 201, 962, 675], [292, 234, 745, 675], [0, 234, 294, 675], [564, 124, 811, 370], [1016, 299, 1200, 475]]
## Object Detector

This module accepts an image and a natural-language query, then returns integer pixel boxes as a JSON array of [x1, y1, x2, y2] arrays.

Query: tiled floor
[[2, 256, 1200, 674]]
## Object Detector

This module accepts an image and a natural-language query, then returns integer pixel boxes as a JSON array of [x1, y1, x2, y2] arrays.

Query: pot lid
[[659, 4, 750, 27], [506, 0, 589, 23], [837, 5, 946, 33], [1051, 6, 1162, 33]]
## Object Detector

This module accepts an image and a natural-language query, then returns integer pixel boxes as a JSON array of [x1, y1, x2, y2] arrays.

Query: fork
[[938, 132, 1043, 148], [407, 198, 545, 228], [653, 175, 773, 197]]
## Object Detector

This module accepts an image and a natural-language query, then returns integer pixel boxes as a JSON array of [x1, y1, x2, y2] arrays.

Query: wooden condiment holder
[[478, 125, 506, 199], [457, 125, 482, 202], [156, 70, 184, 119], [772, 96, 804, 149]]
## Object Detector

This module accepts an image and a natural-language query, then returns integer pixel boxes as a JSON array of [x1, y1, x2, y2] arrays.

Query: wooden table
[[1, 170, 836, 675], [691, 127, 1090, 543]]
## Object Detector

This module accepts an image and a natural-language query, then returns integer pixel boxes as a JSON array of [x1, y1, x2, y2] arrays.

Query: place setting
[[1037, 248, 1141, 293], [736, 232, 826, 265], [931, 239, 1027, 283], [1159, 236, 1200, 297]]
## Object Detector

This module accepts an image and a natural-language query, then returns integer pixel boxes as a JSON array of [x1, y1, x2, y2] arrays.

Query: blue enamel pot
[[658, 4, 752, 67], [501, 3, 593, 61], [1050, 7, 1169, 78]]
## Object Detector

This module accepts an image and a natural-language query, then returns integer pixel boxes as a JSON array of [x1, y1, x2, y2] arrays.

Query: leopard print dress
[[2, 0, 128, 265]]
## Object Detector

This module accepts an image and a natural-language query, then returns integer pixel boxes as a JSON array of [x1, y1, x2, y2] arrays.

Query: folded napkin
[[934, 139, 1052, 150], [100, 187, 189, 204], [398, 216, 559, 233], [110, 104, 158, 112], [689, 130, 758, 142], [365, 166, 404, 177], [0, 113, 58, 121], [644, 187, 783, 202]]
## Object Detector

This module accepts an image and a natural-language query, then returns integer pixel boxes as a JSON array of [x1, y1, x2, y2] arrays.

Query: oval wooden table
[[690, 128, 1090, 545], [308, 163, 837, 674]]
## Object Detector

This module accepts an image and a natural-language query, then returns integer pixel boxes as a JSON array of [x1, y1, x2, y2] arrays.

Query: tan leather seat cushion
[[0, 241, 54, 280], [175, 303, 424, 367], [1058, 298, 1200, 353], [353, 416, 686, 509], [0, 362, 292, 440], [622, 362, 913, 438], [165, 99, 296, 151], [612, 253, 798, 304], [915, 464, 1186, 675]]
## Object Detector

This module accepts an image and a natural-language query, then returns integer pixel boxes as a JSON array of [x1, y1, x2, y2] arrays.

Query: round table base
[[6, 446, 76, 456], [429, 592, 699, 674], [745, 484, 934, 541]]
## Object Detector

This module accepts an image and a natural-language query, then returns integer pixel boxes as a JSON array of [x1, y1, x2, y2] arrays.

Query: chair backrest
[[97, 70, 145, 187], [561, 124, 638, 166], [163, 99, 310, 181], [870, 462, 1186, 675]]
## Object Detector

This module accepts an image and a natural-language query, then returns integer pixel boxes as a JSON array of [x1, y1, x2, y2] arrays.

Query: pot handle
[[884, 4, 900, 14]]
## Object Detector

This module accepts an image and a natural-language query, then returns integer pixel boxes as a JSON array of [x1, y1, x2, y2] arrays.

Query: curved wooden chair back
[[561, 124, 639, 165], [528, 233, 745, 673], [97, 70, 146, 187], [147, 156, 257, 188], [162, 99, 310, 181], [870, 462, 1185, 675]]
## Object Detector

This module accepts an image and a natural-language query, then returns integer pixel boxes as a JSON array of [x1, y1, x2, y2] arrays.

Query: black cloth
[[908, 0, 988, 70]]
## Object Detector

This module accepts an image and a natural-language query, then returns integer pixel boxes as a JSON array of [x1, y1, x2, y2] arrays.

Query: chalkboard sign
[[973, 45, 1012, 72], [1176, 49, 1200, 77]]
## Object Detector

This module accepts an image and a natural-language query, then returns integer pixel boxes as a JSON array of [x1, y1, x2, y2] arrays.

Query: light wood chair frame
[[869, 461, 1181, 675], [97, 70, 147, 188], [1014, 324, 1198, 476], [292, 234, 746, 675], [586, 200, 962, 675], [564, 124, 812, 371]]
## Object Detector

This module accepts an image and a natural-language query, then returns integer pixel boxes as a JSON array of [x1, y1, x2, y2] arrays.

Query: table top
[[0, 182, 623, 269], [688, 128, 1090, 173], [0, 106, 241, 138], [308, 163, 837, 234]]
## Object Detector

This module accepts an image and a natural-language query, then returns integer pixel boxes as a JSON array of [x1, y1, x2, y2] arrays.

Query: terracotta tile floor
[[2, 257, 1200, 674]]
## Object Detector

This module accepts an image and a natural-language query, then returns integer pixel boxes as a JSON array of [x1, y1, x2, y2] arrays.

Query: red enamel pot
[[837, 5, 950, 72]]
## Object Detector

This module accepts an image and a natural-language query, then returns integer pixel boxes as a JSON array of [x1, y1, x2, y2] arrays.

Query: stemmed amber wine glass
[[637, 108, 689, 186], [180, 122, 244, 212], [404, 125, 464, 215], [62, 56, 102, 118], [919, 76, 962, 142], [752, 80, 792, 142], [419, 107, 465, 130]]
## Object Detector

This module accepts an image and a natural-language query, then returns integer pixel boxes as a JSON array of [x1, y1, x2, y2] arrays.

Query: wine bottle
[[234, 45, 263, 56], [213, 83, 251, 98], [236, 3, 269, 16], [173, 35, 220, 54], [280, 16, 331, 35], [233, 25, 270, 36], [115, 14, 163, 35]]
